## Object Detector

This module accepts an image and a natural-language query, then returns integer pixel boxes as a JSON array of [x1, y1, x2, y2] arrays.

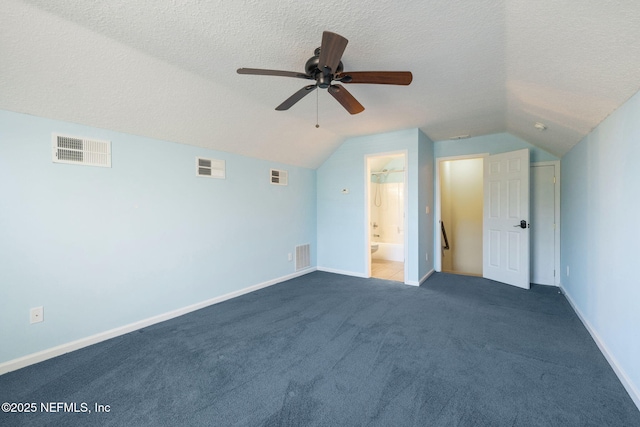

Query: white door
[[483, 149, 530, 289], [531, 165, 556, 285]]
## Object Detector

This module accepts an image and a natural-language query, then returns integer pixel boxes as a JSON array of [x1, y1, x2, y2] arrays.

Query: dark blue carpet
[[1, 271, 638, 426]]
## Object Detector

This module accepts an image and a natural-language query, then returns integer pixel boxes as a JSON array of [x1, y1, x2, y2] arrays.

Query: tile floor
[[371, 259, 404, 282]]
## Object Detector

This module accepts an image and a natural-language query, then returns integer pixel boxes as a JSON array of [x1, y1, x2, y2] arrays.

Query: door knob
[[513, 220, 527, 229]]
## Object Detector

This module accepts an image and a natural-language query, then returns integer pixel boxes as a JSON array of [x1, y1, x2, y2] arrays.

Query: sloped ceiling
[[2, 0, 639, 168]]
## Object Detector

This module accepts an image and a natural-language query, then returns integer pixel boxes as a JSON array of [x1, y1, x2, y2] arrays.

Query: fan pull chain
[[315, 88, 320, 128]]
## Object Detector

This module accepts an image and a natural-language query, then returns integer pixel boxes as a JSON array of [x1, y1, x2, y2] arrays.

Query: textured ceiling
[[2, 0, 640, 168]]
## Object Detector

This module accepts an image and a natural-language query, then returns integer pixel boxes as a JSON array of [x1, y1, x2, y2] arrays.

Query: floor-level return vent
[[52, 134, 111, 167], [296, 244, 311, 271]]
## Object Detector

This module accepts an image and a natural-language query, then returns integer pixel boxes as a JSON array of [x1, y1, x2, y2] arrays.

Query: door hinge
[[554, 270, 556, 277], [553, 223, 556, 230], [553, 176, 556, 184]]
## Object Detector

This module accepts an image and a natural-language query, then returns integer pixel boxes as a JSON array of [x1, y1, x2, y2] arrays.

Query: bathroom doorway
[[366, 152, 407, 282]]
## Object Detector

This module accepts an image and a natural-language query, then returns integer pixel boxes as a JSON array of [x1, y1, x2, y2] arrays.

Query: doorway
[[439, 157, 484, 276], [366, 152, 407, 282], [436, 155, 560, 287]]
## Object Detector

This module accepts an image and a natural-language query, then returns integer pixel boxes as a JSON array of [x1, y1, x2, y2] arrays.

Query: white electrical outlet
[[426, 253, 429, 261], [566, 266, 570, 277], [288, 253, 293, 261], [30, 306, 44, 324]]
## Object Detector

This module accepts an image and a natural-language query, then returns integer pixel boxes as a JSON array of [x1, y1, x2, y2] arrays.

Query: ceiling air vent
[[196, 157, 225, 179], [270, 168, 288, 186], [52, 134, 111, 167]]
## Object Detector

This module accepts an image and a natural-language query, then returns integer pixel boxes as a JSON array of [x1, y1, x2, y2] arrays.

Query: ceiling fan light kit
[[237, 31, 412, 115]]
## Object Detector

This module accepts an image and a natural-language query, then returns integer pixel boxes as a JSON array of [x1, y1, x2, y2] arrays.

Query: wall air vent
[[52, 134, 111, 167], [196, 157, 225, 179], [270, 169, 288, 186], [295, 244, 311, 271]]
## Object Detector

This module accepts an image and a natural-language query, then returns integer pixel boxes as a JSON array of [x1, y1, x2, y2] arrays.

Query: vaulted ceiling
[[2, 0, 640, 168]]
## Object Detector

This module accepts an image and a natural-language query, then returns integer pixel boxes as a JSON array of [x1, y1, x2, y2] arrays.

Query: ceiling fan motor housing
[[305, 49, 344, 87]]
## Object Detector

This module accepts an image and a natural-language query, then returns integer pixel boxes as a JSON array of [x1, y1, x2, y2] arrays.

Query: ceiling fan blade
[[237, 68, 312, 80], [337, 71, 413, 85], [318, 31, 348, 74], [328, 84, 364, 115], [275, 85, 317, 110]]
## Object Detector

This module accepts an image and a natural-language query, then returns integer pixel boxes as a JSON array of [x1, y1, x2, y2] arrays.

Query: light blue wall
[[316, 128, 434, 284], [561, 90, 640, 401], [418, 130, 435, 280], [434, 132, 558, 163], [0, 110, 317, 364]]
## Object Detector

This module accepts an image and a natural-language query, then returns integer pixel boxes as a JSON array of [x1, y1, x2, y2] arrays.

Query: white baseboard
[[0, 267, 316, 376], [560, 284, 640, 411], [419, 269, 435, 285], [318, 266, 429, 287], [405, 269, 435, 287], [316, 266, 368, 278]]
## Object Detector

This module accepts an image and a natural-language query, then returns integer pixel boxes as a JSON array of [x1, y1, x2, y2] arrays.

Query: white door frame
[[531, 160, 561, 286], [365, 150, 409, 283], [434, 153, 489, 272]]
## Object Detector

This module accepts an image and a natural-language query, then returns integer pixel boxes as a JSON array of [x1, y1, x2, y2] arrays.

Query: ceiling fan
[[237, 31, 412, 115]]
